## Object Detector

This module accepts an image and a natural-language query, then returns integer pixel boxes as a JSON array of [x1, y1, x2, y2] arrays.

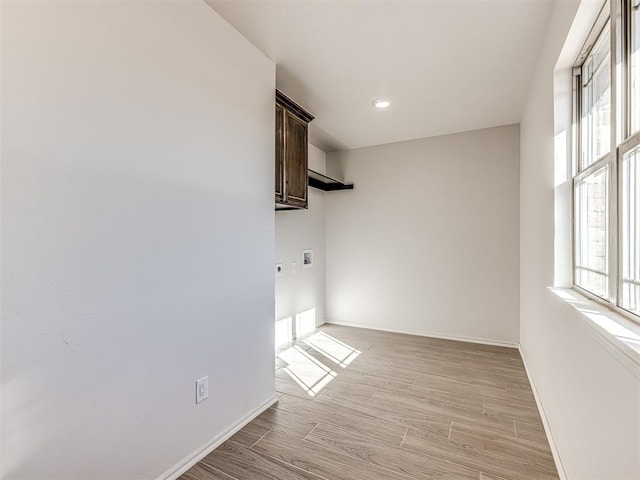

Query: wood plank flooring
[[180, 325, 559, 480]]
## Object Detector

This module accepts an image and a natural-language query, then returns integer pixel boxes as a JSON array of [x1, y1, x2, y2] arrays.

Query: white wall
[[275, 144, 326, 342], [1, 2, 275, 479], [520, 1, 640, 478], [325, 125, 520, 345]]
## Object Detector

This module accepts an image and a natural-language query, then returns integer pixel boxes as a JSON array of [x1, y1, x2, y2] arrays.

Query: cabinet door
[[275, 103, 284, 202], [284, 112, 308, 207]]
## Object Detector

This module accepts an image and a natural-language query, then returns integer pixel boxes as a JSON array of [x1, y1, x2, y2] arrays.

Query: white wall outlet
[[275, 263, 283, 276], [195, 376, 208, 404], [292, 261, 297, 273]]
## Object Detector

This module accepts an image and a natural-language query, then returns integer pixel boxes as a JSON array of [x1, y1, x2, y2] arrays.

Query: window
[[580, 24, 611, 169], [573, 0, 640, 320], [575, 165, 609, 298], [630, 0, 640, 132], [621, 144, 640, 312]]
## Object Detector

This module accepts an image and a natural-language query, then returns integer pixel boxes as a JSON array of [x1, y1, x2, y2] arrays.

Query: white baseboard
[[518, 346, 567, 480], [324, 319, 519, 349], [157, 394, 279, 480]]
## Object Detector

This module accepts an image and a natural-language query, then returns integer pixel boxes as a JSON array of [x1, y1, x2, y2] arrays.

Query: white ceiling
[[207, 0, 554, 151]]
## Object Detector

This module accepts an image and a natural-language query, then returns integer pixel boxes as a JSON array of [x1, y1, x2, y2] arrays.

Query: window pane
[[622, 147, 640, 315], [631, 0, 640, 134], [617, 2, 623, 144], [582, 25, 611, 170], [575, 166, 609, 298]]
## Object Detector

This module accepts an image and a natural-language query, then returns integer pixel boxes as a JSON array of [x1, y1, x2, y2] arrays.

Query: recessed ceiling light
[[373, 98, 391, 109]]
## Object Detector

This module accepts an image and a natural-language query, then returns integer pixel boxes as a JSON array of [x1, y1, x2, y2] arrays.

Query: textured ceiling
[[207, 0, 554, 151]]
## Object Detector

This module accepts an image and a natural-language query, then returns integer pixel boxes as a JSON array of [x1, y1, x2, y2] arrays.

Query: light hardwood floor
[[180, 324, 559, 480]]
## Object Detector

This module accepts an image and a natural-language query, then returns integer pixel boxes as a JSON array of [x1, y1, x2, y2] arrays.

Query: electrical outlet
[[196, 376, 208, 404]]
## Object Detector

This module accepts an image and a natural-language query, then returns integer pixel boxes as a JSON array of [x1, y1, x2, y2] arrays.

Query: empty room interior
[[2, 0, 640, 479]]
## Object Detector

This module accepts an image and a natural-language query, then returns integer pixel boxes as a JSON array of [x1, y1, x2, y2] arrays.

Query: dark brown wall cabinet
[[275, 90, 314, 210]]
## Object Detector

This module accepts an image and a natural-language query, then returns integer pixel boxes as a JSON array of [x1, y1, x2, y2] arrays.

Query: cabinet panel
[[284, 112, 308, 207], [275, 103, 284, 203]]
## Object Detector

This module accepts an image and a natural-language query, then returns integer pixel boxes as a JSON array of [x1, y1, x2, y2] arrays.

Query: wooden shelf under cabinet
[[308, 169, 354, 192]]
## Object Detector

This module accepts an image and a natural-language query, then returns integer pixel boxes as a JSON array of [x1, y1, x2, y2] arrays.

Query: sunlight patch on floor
[[277, 330, 361, 396], [304, 331, 361, 368], [278, 345, 337, 396]]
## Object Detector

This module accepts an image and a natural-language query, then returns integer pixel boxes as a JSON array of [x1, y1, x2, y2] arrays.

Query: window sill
[[548, 287, 640, 377]]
